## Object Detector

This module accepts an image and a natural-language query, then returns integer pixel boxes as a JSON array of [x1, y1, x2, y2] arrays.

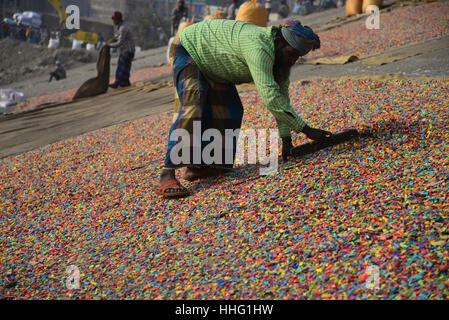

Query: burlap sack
[[236, 0, 267, 27], [73, 45, 110, 100]]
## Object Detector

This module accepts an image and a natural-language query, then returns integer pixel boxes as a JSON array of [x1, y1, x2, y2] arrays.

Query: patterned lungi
[[114, 51, 134, 87], [164, 41, 244, 169]]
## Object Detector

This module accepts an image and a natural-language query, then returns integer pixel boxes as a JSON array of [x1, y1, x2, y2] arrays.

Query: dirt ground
[[4, 45, 168, 99], [0, 38, 98, 86]]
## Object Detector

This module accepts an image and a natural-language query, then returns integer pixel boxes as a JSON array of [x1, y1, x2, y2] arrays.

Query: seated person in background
[[49, 60, 66, 82]]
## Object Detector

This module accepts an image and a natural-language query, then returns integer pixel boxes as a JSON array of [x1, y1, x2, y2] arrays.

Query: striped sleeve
[[245, 47, 307, 137], [276, 80, 293, 137]]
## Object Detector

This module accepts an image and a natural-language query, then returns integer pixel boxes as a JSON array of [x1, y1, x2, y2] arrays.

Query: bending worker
[[108, 11, 135, 88], [157, 19, 332, 198]]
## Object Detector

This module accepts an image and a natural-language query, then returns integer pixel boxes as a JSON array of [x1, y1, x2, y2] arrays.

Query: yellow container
[[236, 0, 267, 27], [362, 0, 382, 13], [346, 0, 363, 16]]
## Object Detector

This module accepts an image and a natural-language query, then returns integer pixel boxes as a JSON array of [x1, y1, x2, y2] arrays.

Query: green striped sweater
[[180, 19, 307, 137]]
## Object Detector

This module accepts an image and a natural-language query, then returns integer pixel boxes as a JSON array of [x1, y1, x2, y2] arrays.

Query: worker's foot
[[156, 179, 190, 198], [109, 83, 119, 89], [157, 168, 190, 198]]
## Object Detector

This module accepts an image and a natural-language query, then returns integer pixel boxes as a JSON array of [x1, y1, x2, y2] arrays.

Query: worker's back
[[180, 19, 276, 84]]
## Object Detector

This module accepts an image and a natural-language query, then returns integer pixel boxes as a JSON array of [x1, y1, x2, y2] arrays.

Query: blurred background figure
[[39, 28, 49, 46], [1, 19, 9, 39], [171, 0, 188, 37], [96, 33, 105, 49], [278, 0, 290, 19], [227, 0, 240, 20], [49, 60, 66, 82], [293, 0, 313, 15], [321, 0, 337, 9], [158, 27, 167, 44], [265, 0, 272, 22], [108, 11, 135, 88], [9, 21, 18, 40], [18, 23, 26, 41]]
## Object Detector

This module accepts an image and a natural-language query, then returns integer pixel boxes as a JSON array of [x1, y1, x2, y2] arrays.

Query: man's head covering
[[281, 20, 320, 56], [111, 11, 123, 21], [56, 60, 62, 65]]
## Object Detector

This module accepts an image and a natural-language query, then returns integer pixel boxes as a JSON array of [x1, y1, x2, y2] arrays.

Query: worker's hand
[[106, 38, 116, 45], [281, 136, 293, 162], [302, 125, 333, 144]]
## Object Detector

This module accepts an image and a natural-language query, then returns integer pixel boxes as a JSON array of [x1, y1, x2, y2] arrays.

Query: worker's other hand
[[302, 125, 333, 144], [281, 136, 293, 162]]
